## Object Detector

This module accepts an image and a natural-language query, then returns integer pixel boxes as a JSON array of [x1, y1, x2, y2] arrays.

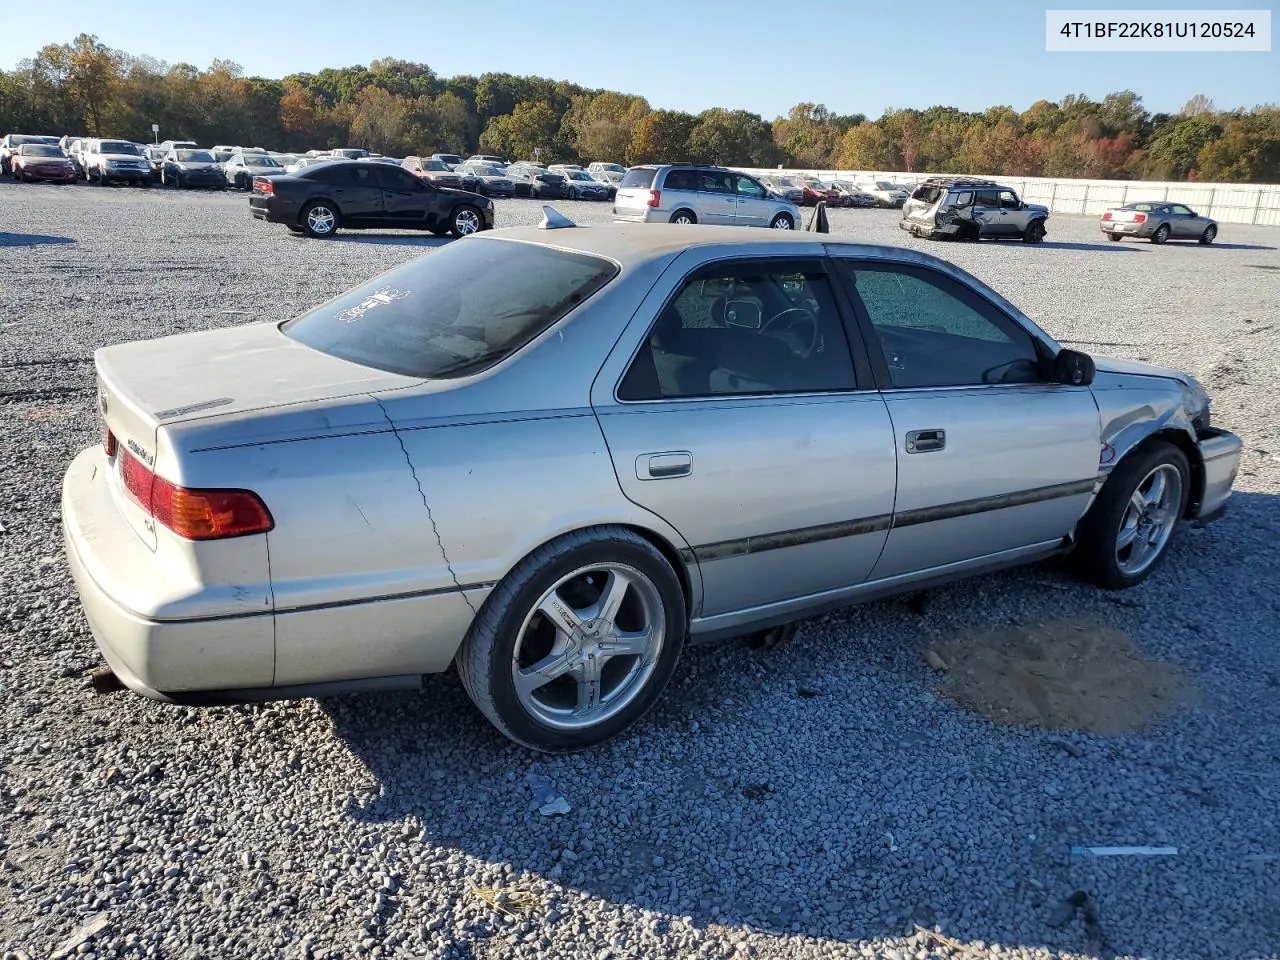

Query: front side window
[[999, 191, 1021, 209], [283, 238, 618, 379], [618, 262, 857, 400], [734, 175, 766, 199], [839, 263, 1042, 389], [973, 190, 1000, 207], [1170, 204, 1194, 215]]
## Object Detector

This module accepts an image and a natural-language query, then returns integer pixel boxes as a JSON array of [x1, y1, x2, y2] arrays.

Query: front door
[[833, 259, 1101, 580], [592, 257, 897, 621], [972, 188, 1014, 237], [732, 174, 770, 227], [376, 165, 434, 225], [695, 170, 740, 225], [1167, 204, 1199, 238]]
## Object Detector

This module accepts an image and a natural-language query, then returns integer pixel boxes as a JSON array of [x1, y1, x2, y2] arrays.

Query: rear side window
[[621, 168, 657, 189], [283, 239, 619, 379], [663, 169, 698, 191], [974, 190, 1000, 207]]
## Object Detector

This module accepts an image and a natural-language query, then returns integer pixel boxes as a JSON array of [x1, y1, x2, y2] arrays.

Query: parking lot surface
[[1, 181, 1278, 960]]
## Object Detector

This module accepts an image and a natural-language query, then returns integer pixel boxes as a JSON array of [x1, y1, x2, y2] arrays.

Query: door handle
[[905, 429, 945, 454], [637, 451, 693, 480]]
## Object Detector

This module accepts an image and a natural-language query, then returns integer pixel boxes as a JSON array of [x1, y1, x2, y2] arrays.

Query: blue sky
[[4, 1, 1275, 119]]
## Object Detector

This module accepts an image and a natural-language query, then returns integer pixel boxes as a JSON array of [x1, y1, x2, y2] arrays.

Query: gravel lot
[[2, 181, 1279, 960]]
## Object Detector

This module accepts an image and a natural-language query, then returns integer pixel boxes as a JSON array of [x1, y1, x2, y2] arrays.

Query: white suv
[[82, 139, 153, 186]]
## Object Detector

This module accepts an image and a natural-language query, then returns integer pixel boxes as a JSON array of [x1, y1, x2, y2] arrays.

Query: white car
[[857, 180, 909, 208], [587, 161, 627, 179], [81, 139, 154, 186]]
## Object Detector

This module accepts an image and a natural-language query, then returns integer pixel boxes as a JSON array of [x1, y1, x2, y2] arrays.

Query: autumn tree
[[629, 110, 698, 163], [481, 100, 565, 162], [687, 108, 777, 166]]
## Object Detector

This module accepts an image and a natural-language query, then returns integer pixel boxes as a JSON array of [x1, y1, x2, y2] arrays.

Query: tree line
[[2, 35, 1278, 182]]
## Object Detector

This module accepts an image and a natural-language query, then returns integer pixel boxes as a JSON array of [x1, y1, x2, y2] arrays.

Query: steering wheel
[[761, 307, 819, 359]]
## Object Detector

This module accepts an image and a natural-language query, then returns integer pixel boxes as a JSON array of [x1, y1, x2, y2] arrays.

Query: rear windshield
[[282, 239, 620, 379], [621, 168, 657, 189], [911, 185, 943, 203]]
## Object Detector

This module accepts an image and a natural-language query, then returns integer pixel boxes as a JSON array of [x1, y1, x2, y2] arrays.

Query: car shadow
[[318, 490, 1279, 959], [312, 234, 454, 247], [0, 232, 76, 247], [1183, 242, 1277, 251], [1033, 241, 1138, 252]]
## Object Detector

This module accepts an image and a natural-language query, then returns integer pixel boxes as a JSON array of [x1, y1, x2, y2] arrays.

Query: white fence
[[736, 168, 1280, 227]]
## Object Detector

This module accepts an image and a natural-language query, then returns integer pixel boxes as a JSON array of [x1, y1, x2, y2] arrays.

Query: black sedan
[[161, 149, 228, 190], [250, 160, 495, 238], [506, 163, 569, 199]]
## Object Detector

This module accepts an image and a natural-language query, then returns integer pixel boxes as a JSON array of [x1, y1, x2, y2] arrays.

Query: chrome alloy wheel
[[512, 563, 665, 731], [307, 205, 336, 235], [454, 208, 481, 234], [1116, 463, 1182, 577]]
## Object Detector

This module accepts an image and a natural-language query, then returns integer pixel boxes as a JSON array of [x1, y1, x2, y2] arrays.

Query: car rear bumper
[[1101, 220, 1151, 236], [1192, 428, 1242, 522], [250, 195, 296, 223], [61, 447, 275, 697], [900, 217, 956, 238]]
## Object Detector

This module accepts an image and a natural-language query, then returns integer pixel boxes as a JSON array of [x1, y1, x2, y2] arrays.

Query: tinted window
[[734, 175, 766, 199], [99, 141, 139, 155], [999, 191, 1021, 209], [21, 145, 63, 157], [663, 169, 698, 191], [175, 150, 214, 162], [621, 168, 657, 189], [973, 190, 1000, 207], [698, 171, 732, 194], [374, 166, 421, 190], [283, 239, 618, 379], [840, 263, 1041, 389], [618, 263, 856, 400]]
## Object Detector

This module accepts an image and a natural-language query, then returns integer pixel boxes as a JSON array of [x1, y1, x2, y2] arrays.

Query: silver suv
[[613, 165, 801, 229], [901, 177, 1049, 243]]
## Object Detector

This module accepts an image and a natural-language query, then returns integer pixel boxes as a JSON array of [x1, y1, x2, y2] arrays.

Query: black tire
[[1199, 225, 1217, 245], [456, 526, 687, 752], [449, 204, 483, 238], [299, 200, 340, 238], [1150, 224, 1170, 244], [1108, 233, 1123, 241], [669, 209, 697, 225], [1022, 219, 1046, 243], [1070, 440, 1190, 590], [769, 212, 794, 230]]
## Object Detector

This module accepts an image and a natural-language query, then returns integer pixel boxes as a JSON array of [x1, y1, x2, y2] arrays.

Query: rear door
[[592, 255, 897, 623], [614, 166, 658, 217], [313, 164, 384, 222], [832, 257, 1101, 580], [375, 165, 436, 225], [695, 170, 738, 225]]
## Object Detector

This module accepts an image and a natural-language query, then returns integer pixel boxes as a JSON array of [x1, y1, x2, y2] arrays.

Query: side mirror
[[724, 300, 763, 329], [1053, 348, 1096, 386]]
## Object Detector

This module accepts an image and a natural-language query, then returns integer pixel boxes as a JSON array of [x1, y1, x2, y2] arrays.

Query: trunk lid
[[95, 322, 422, 549]]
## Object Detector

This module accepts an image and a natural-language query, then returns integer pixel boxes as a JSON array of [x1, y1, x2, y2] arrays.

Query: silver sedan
[[1100, 201, 1218, 244], [63, 221, 1242, 751]]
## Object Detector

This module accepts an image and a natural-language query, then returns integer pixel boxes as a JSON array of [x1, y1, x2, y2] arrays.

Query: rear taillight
[[104, 429, 117, 458], [119, 448, 272, 540], [1133, 213, 1146, 223], [647, 189, 661, 208], [254, 177, 273, 195], [1101, 211, 1112, 221]]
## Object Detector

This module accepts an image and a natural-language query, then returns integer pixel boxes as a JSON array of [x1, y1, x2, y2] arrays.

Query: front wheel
[[1070, 440, 1189, 589], [770, 213, 794, 230], [300, 200, 340, 238], [1199, 225, 1217, 245], [450, 204, 483, 237], [456, 526, 687, 752], [1022, 219, 1046, 243]]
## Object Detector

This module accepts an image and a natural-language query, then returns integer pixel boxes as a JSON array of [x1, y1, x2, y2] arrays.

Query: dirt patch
[[927, 616, 1191, 734]]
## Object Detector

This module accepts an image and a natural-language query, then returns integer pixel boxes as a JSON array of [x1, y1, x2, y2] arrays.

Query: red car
[[796, 177, 841, 206], [11, 144, 78, 183]]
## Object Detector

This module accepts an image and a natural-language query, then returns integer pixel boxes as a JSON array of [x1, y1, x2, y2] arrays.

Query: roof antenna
[[538, 206, 577, 230]]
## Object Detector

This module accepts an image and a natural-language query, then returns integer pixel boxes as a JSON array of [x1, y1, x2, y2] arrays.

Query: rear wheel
[[300, 200, 339, 238], [1022, 219, 1046, 243], [1108, 232, 1123, 241], [1071, 440, 1189, 589], [1199, 224, 1217, 245], [450, 204, 483, 237], [669, 210, 697, 225], [456, 526, 687, 752], [1150, 224, 1170, 244]]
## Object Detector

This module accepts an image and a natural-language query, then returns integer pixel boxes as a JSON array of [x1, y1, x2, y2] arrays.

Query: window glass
[[952, 191, 973, 207], [618, 264, 856, 400], [283, 238, 618, 379], [998, 191, 1021, 209], [698, 172, 733, 194], [663, 169, 698, 191], [734, 175, 766, 199], [1170, 204, 1193, 215], [841, 264, 1042, 389], [973, 190, 1000, 207], [374, 166, 420, 190]]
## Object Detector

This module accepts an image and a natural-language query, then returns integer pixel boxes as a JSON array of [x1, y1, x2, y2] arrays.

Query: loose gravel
[[2, 181, 1279, 960]]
